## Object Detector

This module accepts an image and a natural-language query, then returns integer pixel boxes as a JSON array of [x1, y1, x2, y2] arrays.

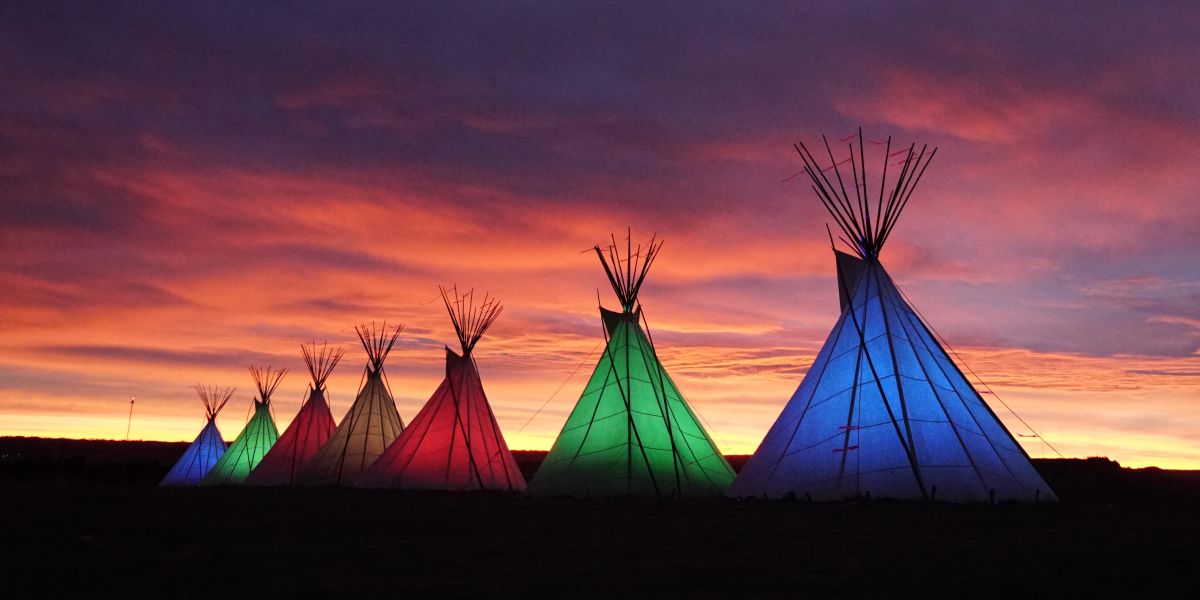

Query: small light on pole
[[126, 397, 136, 441]]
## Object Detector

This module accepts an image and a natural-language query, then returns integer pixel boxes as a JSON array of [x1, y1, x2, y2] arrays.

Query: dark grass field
[[3, 438, 1199, 598]]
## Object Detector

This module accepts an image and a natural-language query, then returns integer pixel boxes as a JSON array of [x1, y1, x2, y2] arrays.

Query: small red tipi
[[246, 343, 341, 486], [357, 287, 526, 492]]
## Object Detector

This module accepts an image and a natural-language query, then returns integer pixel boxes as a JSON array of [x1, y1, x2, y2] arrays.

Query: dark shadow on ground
[[2, 438, 1197, 598]]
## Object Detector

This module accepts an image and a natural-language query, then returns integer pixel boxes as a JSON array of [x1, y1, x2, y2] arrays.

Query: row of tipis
[[161, 300, 527, 491], [161, 130, 1058, 502]]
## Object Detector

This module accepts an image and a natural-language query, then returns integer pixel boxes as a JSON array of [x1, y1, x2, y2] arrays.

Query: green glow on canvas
[[202, 402, 278, 485], [531, 309, 735, 498]]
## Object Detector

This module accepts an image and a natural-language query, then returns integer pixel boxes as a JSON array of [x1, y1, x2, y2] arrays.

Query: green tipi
[[529, 234, 735, 498], [202, 366, 285, 485]]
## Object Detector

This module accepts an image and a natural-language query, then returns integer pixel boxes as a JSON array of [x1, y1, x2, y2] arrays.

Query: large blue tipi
[[730, 132, 1056, 503], [159, 385, 234, 486]]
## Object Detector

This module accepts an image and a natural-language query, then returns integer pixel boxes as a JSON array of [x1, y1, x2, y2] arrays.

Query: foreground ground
[[2, 438, 1198, 598]]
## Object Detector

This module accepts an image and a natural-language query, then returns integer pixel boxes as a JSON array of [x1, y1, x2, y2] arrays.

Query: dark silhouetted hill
[[5, 437, 1199, 505]]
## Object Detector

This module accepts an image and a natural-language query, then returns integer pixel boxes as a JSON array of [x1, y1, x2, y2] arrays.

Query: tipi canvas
[[729, 131, 1057, 503], [202, 366, 284, 485], [159, 385, 234, 486], [298, 323, 406, 486], [529, 235, 735, 498], [358, 287, 526, 492], [246, 344, 342, 486]]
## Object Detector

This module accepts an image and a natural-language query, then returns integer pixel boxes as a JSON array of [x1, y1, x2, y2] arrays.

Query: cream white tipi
[[298, 324, 405, 486]]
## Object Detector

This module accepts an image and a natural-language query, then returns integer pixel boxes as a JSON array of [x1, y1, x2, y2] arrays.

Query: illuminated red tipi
[[357, 287, 526, 492], [246, 343, 342, 486]]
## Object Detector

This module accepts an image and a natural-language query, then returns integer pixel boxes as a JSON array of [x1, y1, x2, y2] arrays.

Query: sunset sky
[[2, 2, 1198, 468]]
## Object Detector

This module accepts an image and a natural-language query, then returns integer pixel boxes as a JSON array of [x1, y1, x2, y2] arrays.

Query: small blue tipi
[[159, 385, 234, 486], [729, 132, 1056, 503]]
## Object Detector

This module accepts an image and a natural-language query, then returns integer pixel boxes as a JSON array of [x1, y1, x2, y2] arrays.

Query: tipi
[[159, 385, 234, 486], [298, 323, 406, 486], [202, 366, 284, 485], [729, 131, 1057, 503], [358, 287, 526, 492], [246, 343, 342, 486], [529, 234, 736, 498]]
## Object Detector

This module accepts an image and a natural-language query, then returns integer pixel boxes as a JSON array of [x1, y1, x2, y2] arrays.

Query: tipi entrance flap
[[836, 250, 865, 312], [445, 346, 463, 375], [601, 306, 640, 336]]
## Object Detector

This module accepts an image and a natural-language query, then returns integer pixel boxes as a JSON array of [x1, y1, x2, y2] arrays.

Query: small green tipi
[[529, 234, 735, 498], [202, 366, 285, 485]]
